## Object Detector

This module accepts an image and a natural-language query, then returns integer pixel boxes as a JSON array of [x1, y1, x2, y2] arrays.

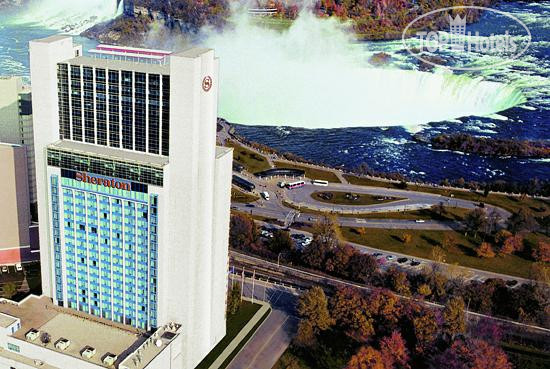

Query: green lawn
[[344, 175, 550, 216], [341, 227, 536, 279], [274, 161, 341, 183], [311, 191, 404, 206], [227, 140, 271, 173], [196, 302, 265, 369], [249, 17, 294, 31], [232, 188, 259, 203]]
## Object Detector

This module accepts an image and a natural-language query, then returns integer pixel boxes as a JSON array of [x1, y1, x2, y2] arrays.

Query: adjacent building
[[0, 76, 36, 204], [0, 35, 232, 369], [0, 143, 32, 264]]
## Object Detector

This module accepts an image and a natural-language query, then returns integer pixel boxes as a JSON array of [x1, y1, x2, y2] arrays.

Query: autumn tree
[[442, 296, 466, 338], [417, 284, 432, 298], [324, 242, 354, 277], [227, 282, 241, 315], [229, 213, 257, 249], [412, 309, 438, 354], [345, 346, 384, 369], [302, 215, 342, 269], [442, 233, 457, 250], [532, 241, 550, 262], [499, 234, 523, 255], [385, 267, 411, 296], [331, 287, 374, 342], [402, 232, 413, 244], [348, 252, 379, 284], [368, 289, 401, 335], [476, 242, 495, 258], [430, 338, 512, 369], [431, 246, 446, 263], [297, 286, 333, 334], [380, 331, 410, 369]]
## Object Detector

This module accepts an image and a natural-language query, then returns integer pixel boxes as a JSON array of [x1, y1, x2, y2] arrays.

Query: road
[[226, 277, 299, 369]]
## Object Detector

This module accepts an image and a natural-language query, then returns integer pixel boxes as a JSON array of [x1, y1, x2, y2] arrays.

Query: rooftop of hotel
[[49, 140, 169, 168], [0, 296, 181, 369]]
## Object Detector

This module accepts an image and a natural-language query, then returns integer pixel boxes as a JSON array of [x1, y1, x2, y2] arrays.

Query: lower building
[[0, 295, 183, 369]]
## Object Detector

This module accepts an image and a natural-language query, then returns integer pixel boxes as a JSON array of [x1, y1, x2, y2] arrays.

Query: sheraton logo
[[76, 172, 131, 191]]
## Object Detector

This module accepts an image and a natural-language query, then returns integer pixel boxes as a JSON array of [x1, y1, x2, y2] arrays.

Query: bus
[[286, 180, 305, 190], [232, 175, 256, 192], [312, 179, 329, 186]]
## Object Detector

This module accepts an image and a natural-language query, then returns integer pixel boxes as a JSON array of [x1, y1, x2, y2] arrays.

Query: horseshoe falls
[[203, 12, 526, 128], [4, 0, 122, 34]]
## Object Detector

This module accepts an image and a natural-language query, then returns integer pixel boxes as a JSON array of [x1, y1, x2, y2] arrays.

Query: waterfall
[[6, 0, 121, 34], [200, 12, 526, 128]]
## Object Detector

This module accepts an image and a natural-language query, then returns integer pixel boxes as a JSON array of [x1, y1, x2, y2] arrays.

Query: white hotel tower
[[28, 36, 232, 369]]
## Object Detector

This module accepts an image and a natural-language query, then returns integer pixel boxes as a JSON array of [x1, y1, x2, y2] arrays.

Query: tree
[[368, 289, 401, 334], [486, 209, 502, 235], [345, 346, 384, 369], [331, 287, 374, 342], [442, 296, 466, 338], [430, 339, 512, 369], [442, 233, 457, 250], [539, 215, 550, 236], [431, 246, 446, 263], [499, 234, 523, 255], [294, 319, 316, 347], [476, 242, 495, 258], [532, 241, 550, 262], [432, 202, 447, 217], [385, 267, 411, 296], [380, 331, 410, 369], [268, 229, 294, 254], [413, 310, 438, 354], [227, 282, 241, 315], [417, 284, 432, 298], [2, 282, 17, 299], [229, 213, 257, 249], [348, 252, 379, 284], [312, 214, 342, 250], [464, 208, 487, 239], [324, 242, 354, 277], [507, 209, 537, 234], [302, 239, 330, 269], [297, 286, 333, 334], [402, 232, 413, 244]]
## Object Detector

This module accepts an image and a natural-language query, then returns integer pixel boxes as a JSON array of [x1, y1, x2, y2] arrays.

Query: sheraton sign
[[76, 172, 131, 191]]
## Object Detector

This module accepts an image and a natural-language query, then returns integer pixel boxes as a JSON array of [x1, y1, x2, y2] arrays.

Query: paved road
[[226, 278, 299, 369]]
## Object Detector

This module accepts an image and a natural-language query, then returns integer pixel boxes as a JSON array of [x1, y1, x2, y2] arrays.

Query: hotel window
[[70, 65, 83, 141], [57, 63, 70, 139], [96, 68, 107, 146], [121, 70, 133, 150], [148, 74, 160, 154], [161, 75, 170, 156], [134, 72, 146, 152], [108, 70, 120, 147], [83, 66, 95, 143]]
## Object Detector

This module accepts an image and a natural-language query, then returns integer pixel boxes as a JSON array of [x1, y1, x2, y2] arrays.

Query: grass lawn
[[274, 161, 341, 183], [311, 191, 404, 206], [227, 140, 271, 173], [343, 207, 471, 221], [283, 200, 469, 222], [249, 17, 293, 31], [341, 227, 536, 279], [344, 175, 550, 216], [232, 188, 259, 203], [196, 301, 266, 369]]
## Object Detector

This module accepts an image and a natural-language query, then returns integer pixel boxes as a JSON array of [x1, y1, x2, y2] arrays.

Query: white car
[[261, 191, 270, 200], [386, 255, 395, 261], [415, 219, 426, 223]]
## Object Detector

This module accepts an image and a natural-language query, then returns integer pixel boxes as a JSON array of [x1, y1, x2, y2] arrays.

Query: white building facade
[[30, 36, 231, 369]]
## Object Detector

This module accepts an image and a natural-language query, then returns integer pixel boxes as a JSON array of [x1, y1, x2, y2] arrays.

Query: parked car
[[386, 255, 395, 261], [506, 280, 518, 287], [372, 252, 383, 257], [415, 219, 426, 223], [397, 257, 408, 264], [409, 260, 421, 267]]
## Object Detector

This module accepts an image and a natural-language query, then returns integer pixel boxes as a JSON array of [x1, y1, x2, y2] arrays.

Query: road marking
[[356, 218, 367, 223]]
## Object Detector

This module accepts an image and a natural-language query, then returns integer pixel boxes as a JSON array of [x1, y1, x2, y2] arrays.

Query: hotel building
[[0, 35, 232, 369]]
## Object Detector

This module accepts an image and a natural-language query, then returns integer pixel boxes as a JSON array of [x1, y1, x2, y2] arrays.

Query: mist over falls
[[201, 12, 526, 128], [5, 0, 121, 34]]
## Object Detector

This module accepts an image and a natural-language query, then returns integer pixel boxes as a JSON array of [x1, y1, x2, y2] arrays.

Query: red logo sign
[[202, 76, 212, 92], [76, 172, 131, 191]]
